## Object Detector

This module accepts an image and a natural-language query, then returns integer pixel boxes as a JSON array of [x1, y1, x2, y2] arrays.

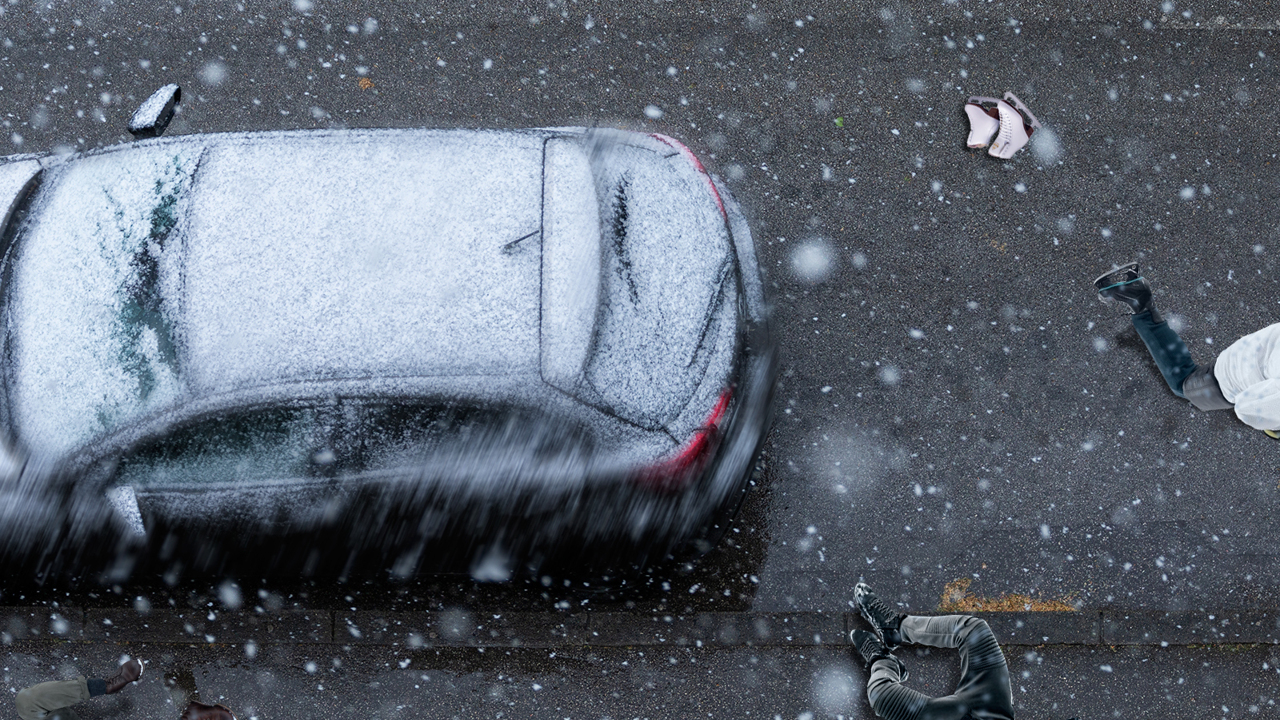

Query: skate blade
[[1093, 262, 1140, 289], [1003, 91, 1042, 129]]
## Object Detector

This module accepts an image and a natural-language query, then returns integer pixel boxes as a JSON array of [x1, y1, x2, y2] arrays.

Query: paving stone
[[1102, 610, 1280, 646], [0, 606, 84, 643], [10, 606, 1280, 649], [82, 608, 331, 644], [585, 612, 843, 647], [340, 610, 589, 647], [976, 611, 1101, 646]]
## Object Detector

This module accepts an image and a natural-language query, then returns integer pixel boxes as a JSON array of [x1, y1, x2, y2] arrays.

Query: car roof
[[183, 130, 545, 392], [3, 129, 607, 458]]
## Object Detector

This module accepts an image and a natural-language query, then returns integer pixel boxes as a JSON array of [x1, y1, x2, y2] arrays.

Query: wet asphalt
[[2, 1, 1280, 717]]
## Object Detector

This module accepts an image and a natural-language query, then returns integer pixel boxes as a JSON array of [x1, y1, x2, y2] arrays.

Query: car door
[[108, 404, 344, 534]]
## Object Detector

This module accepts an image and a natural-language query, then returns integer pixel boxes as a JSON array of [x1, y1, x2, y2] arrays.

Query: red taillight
[[649, 133, 727, 219], [634, 389, 732, 493]]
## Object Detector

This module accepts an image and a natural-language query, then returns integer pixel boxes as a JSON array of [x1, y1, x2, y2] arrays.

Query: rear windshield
[[583, 142, 733, 428], [3, 145, 200, 458]]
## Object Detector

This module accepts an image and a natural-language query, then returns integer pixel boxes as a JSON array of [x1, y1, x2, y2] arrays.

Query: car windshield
[[2, 145, 200, 458]]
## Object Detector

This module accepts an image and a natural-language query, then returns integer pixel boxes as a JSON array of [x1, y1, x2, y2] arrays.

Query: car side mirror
[[128, 84, 181, 139]]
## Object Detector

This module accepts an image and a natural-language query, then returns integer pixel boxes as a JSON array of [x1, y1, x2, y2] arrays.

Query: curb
[[3, 607, 1279, 648]]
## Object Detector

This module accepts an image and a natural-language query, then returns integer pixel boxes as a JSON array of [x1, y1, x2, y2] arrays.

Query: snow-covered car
[[0, 125, 774, 577]]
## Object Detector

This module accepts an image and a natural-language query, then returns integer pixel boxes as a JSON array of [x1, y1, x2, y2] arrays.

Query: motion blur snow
[[791, 239, 834, 283], [1030, 125, 1062, 164], [198, 60, 228, 86], [813, 663, 859, 716]]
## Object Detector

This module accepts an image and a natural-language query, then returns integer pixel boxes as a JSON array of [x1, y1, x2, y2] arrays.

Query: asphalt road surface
[[2, 1, 1279, 717], [3, 638, 1279, 720]]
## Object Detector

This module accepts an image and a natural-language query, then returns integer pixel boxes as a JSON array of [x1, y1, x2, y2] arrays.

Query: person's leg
[[899, 616, 1005, 674], [14, 677, 90, 720], [1094, 264, 1199, 398], [856, 623, 987, 720], [898, 615, 1014, 720], [866, 657, 929, 720], [866, 657, 975, 720], [1130, 309, 1198, 398]]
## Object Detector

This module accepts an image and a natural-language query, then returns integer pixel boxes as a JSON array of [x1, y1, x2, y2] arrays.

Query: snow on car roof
[[181, 130, 544, 394], [5, 130, 547, 458]]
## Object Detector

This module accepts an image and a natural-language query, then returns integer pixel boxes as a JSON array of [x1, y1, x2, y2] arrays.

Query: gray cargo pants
[[866, 615, 1014, 720], [14, 677, 91, 720]]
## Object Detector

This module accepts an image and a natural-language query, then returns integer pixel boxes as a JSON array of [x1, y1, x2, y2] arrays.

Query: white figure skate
[[963, 96, 1001, 148], [987, 92, 1042, 159]]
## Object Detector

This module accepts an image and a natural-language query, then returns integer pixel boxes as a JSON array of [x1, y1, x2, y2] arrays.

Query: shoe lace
[[856, 633, 886, 658], [864, 594, 899, 626], [995, 108, 1018, 148]]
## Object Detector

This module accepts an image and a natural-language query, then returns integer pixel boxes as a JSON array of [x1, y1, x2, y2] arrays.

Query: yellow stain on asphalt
[[937, 578, 1077, 612]]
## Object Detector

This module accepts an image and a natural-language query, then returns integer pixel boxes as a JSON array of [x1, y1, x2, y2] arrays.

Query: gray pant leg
[[900, 615, 1008, 680], [866, 657, 931, 720], [14, 677, 90, 720], [864, 616, 1014, 720]]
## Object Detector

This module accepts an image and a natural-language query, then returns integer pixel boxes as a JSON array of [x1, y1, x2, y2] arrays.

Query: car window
[[353, 402, 595, 477], [3, 144, 201, 458], [114, 407, 325, 488], [113, 401, 595, 489]]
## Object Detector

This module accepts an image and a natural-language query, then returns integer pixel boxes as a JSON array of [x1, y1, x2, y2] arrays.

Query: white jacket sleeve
[[1214, 322, 1280, 431]]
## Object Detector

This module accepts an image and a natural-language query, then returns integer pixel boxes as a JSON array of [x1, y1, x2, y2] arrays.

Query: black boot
[[850, 629, 909, 680], [1094, 263, 1160, 322], [854, 582, 906, 649]]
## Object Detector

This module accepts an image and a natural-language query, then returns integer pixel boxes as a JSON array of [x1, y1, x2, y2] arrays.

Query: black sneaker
[[855, 582, 905, 649], [850, 629, 909, 680], [1094, 262, 1155, 316]]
